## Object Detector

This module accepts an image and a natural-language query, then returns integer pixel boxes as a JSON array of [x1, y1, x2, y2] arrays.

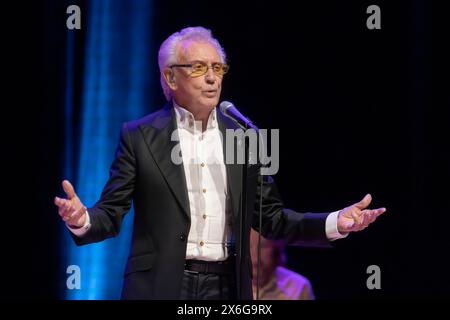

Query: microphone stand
[[235, 121, 261, 301], [221, 105, 263, 300], [236, 134, 248, 300]]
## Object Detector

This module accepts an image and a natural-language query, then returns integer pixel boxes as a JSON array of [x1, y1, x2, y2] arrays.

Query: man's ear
[[163, 68, 177, 90]]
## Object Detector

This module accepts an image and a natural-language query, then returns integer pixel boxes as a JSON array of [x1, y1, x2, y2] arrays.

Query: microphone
[[219, 101, 258, 131]]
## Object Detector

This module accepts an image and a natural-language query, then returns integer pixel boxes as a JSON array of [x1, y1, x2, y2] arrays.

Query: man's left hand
[[337, 194, 386, 233]]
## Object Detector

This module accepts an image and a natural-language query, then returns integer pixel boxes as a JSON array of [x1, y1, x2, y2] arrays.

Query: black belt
[[185, 258, 234, 274]]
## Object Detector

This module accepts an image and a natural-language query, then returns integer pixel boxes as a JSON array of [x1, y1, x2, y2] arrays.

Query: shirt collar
[[173, 100, 218, 133]]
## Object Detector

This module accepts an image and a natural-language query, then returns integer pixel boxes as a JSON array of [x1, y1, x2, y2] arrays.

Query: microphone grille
[[219, 101, 234, 114]]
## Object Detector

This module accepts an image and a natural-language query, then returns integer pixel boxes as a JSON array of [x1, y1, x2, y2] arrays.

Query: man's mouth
[[203, 89, 218, 97]]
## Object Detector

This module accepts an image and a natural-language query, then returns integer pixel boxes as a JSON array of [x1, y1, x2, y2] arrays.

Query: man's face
[[166, 40, 224, 115]]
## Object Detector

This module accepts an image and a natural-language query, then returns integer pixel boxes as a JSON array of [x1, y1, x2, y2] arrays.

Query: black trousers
[[179, 270, 236, 300]]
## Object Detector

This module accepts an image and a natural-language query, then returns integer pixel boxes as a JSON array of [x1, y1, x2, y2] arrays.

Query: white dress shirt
[[173, 102, 233, 261], [68, 104, 347, 259]]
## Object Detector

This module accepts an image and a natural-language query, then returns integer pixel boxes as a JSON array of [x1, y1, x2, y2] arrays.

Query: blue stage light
[[63, 0, 154, 300]]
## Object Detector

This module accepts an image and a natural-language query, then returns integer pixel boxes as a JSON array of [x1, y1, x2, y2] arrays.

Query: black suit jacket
[[71, 103, 331, 299]]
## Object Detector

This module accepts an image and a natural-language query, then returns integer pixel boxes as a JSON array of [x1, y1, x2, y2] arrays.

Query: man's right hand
[[54, 180, 87, 228]]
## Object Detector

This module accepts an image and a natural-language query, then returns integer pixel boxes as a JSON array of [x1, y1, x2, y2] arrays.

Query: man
[[250, 229, 315, 300], [54, 26, 386, 300]]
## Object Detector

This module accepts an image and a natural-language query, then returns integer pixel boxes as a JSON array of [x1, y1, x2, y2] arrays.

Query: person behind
[[54, 26, 387, 300], [250, 229, 315, 300]]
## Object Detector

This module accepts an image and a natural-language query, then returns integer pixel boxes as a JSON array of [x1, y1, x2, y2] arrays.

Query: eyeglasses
[[169, 61, 229, 77]]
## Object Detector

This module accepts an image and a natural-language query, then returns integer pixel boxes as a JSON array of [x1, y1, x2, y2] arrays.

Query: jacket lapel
[[138, 104, 191, 220]]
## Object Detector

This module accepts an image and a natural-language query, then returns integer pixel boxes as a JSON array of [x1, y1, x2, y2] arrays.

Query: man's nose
[[204, 68, 216, 83]]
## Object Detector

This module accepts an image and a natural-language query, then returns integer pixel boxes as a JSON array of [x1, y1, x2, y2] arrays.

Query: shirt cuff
[[326, 210, 349, 241], [66, 210, 91, 237]]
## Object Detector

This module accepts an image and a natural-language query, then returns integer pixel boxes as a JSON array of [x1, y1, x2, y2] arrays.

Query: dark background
[[3, 0, 447, 299]]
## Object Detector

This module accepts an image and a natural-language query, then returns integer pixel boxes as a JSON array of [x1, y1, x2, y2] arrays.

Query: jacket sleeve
[[71, 122, 136, 246], [252, 172, 331, 247]]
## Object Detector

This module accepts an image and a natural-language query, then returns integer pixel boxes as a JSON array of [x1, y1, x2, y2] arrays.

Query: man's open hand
[[337, 194, 386, 233], [54, 180, 87, 228]]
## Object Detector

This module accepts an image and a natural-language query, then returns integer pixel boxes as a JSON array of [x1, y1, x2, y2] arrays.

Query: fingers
[[62, 180, 76, 199], [365, 211, 377, 224], [54, 196, 64, 207], [349, 215, 367, 231], [60, 200, 72, 216], [60, 204, 86, 224], [354, 193, 372, 210], [68, 206, 87, 223], [356, 207, 387, 230], [362, 207, 386, 220], [339, 195, 387, 233], [55, 197, 74, 220], [373, 207, 387, 215], [368, 207, 386, 222], [55, 181, 86, 226], [54, 196, 70, 212], [60, 203, 74, 221], [360, 212, 370, 225]]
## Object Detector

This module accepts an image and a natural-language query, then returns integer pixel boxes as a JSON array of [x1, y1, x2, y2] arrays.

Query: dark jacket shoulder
[[124, 103, 173, 133]]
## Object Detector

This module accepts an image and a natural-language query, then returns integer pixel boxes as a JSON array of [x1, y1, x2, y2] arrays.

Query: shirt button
[[202, 214, 207, 219], [202, 188, 207, 193], [200, 163, 205, 167], [199, 241, 204, 246]]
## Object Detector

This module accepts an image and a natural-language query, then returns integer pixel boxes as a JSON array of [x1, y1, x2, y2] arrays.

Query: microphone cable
[[255, 124, 267, 300]]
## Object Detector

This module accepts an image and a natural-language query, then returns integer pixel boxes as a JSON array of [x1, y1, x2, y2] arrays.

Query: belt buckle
[[184, 261, 199, 274], [185, 269, 199, 275]]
